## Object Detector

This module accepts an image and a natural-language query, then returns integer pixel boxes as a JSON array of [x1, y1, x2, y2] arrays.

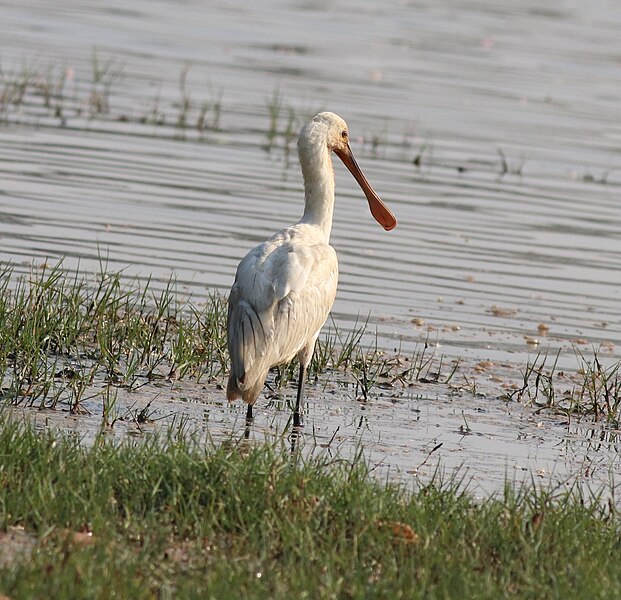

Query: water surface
[[1, 0, 620, 491]]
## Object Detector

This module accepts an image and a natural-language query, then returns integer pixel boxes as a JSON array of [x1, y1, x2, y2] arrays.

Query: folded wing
[[227, 234, 338, 402]]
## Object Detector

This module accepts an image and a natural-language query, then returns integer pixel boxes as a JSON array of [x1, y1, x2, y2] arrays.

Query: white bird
[[226, 112, 396, 427]]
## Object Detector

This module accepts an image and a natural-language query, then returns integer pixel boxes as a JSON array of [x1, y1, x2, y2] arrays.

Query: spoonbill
[[226, 112, 396, 427]]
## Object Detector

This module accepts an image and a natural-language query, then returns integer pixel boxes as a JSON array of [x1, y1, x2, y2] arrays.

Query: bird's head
[[300, 112, 397, 231]]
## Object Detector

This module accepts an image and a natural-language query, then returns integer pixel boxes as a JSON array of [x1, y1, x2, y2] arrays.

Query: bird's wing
[[271, 242, 338, 362], [227, 237, 338, 382]]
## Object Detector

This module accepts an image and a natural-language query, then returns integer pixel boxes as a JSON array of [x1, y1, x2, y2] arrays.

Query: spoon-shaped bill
[[334, 145, 397, 231]]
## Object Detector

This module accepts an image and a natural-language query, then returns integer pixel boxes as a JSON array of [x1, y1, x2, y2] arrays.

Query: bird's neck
[[298, 141, 335, 241]]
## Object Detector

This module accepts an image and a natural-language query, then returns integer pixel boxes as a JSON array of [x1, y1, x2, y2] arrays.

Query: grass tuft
[[510, 348, 621, 425], [0, 263, 228, 411]]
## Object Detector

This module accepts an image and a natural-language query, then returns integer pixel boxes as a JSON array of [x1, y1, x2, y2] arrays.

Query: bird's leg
[[290, 432, 299, 453], [244, 403, 253, 439], [293, 363, 307, 428]]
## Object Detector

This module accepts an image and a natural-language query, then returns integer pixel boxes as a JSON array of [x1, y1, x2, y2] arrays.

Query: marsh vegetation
[[0, 263, 618, 431]]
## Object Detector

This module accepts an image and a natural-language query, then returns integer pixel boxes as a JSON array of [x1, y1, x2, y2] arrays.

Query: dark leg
[[244, 403, 253, 439], [293, 363, 306, 428]]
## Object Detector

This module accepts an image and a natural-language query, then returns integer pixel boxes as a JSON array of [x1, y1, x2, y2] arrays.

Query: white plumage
[[226, 112, 396, 426]]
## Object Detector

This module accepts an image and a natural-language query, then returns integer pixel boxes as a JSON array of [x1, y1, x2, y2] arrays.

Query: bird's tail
[[226, 298, 268, 404], [226, 372, 243, 401]]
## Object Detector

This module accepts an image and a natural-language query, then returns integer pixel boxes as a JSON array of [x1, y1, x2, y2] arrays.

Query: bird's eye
[[341, 130, 348, 139]]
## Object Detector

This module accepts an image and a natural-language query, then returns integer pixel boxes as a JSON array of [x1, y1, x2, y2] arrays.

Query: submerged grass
[[0, 416, 621, 598]]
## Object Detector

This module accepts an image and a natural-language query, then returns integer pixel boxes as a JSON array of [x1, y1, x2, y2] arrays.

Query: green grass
[[0, 265, 620, 597], [0, 416, 620, 598]]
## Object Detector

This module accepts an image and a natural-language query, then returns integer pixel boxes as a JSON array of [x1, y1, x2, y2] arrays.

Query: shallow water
[[1, 0, 620, 491], [14, 360, 621, 498]]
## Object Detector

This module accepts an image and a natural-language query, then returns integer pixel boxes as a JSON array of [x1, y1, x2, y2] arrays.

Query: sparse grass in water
[[0, 63, 32, 120], [264, 88, 309, 168], [275, 314, 447, 400], [363, 124, 388, 158], [413, 139, 433, 169], [0, 54, 223, 135], [1, 417, 621, 598], [496, 147, 525, 176], [265, 87, 283, 151], [196, 86, 223, 134], [4, 262, 619, 429], [88, 49, 122, 117], [510, 348, 621, 425], [176, 63, 192, 130]]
